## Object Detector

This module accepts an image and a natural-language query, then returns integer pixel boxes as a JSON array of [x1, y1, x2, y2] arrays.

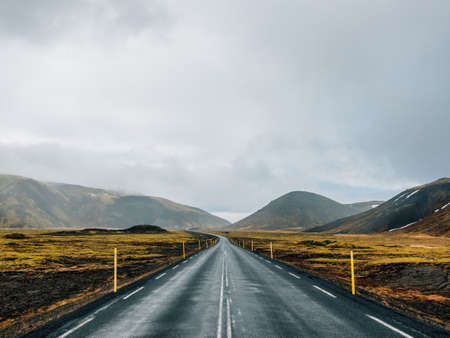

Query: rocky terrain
[[309, 178, 450, 234]]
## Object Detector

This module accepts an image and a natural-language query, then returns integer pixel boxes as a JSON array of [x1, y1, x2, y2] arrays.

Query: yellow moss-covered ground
[[0, 229, 213, 335]]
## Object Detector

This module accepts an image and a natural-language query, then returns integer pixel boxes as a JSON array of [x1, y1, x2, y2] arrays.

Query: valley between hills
[[0, 174, 449, 335]]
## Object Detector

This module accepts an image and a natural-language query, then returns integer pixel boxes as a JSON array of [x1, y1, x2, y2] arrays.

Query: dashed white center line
[[217, 258, 225, 338], [313, 285, 336, 298], [366, 315, 413, 338], [274, 265, 283, 270], [155, 273, 166, 280], [172, 265, 179, 270], [226, 296, 232, 338], [289, 272, 300, 279], [123, 286, 144, 300], [58, 317, 93, 338], [225, 265, 229, 288]]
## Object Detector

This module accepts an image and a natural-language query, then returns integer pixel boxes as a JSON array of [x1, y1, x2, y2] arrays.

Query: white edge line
[[155, 273, 166, 280], [93, 298, 119, 314], [123, 286, 144, 300], [366, 314, 413, 338], [58, 317, 94, 338], [94, 304, 111, 314], [172, 265, 179, 270], [289, 272, 300, 279], [313, 285, 336, 298]]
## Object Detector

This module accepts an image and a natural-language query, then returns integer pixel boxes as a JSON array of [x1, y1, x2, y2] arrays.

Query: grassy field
[[219, 231, 450, 329], [0, 228, 214, 335]]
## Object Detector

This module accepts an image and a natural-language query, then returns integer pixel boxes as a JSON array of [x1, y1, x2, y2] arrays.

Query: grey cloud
[[0, 1, 449, 219], [0, 0, 171, 42]]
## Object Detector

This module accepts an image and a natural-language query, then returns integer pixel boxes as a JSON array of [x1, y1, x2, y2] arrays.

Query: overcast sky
[[1, 1, 449, 222]]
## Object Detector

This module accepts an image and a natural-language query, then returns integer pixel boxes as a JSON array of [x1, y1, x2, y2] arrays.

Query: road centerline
[[217, 256, 225, 338], [226, 296, 232, 338]]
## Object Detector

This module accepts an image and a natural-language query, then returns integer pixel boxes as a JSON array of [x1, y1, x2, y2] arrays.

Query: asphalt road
[[42, 236, 447, 338]]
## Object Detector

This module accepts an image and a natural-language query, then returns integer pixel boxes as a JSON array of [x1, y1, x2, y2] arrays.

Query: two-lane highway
[[41, 236, 447, 337]]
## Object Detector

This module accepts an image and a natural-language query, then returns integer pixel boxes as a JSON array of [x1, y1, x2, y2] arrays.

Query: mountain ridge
[[0, 174, 230, 229], [230, 190, 375, 230], [308, 178, 450, 235]]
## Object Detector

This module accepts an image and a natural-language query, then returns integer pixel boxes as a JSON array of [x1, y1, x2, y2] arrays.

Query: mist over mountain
[[231, 191, 371, 230], [308, 178, 450, 235], [345, 201, 384, 213], [0, 174, 229, 229]]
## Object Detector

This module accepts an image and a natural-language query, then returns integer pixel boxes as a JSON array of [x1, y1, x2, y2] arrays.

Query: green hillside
[[231, 191, 365, 230], [0, 174, 229, 229]]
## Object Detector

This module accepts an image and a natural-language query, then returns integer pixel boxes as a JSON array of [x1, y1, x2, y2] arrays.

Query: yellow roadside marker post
[[243, 240, 245, 249], [251, 240, 254, 251], [270, 242, 273, 259], [351, 251, 355, 295], [198, 240, 201, 250], [183, 241, 186, 259], [206, 240, 208, 248], [114, 248, 117, 293]]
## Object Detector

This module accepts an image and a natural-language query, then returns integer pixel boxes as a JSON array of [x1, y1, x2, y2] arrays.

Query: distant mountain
[[0, 174, 230, 229], [231, 191, 370, 230], [308, 178, 450, 235]]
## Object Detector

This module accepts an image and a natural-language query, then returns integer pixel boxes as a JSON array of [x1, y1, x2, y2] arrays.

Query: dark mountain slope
[[308, 178, 450, 234], [0, 174, 229, 229]]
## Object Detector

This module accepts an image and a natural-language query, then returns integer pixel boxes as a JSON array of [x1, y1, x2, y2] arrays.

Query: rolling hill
[[308, 178, 450, 235], [231, 191, 373, 230], [0, 174, 230, 229]]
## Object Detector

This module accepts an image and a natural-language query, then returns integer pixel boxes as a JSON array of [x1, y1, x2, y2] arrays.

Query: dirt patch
[[369, 264, 449, 294], [3, 233, 28, 240]]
